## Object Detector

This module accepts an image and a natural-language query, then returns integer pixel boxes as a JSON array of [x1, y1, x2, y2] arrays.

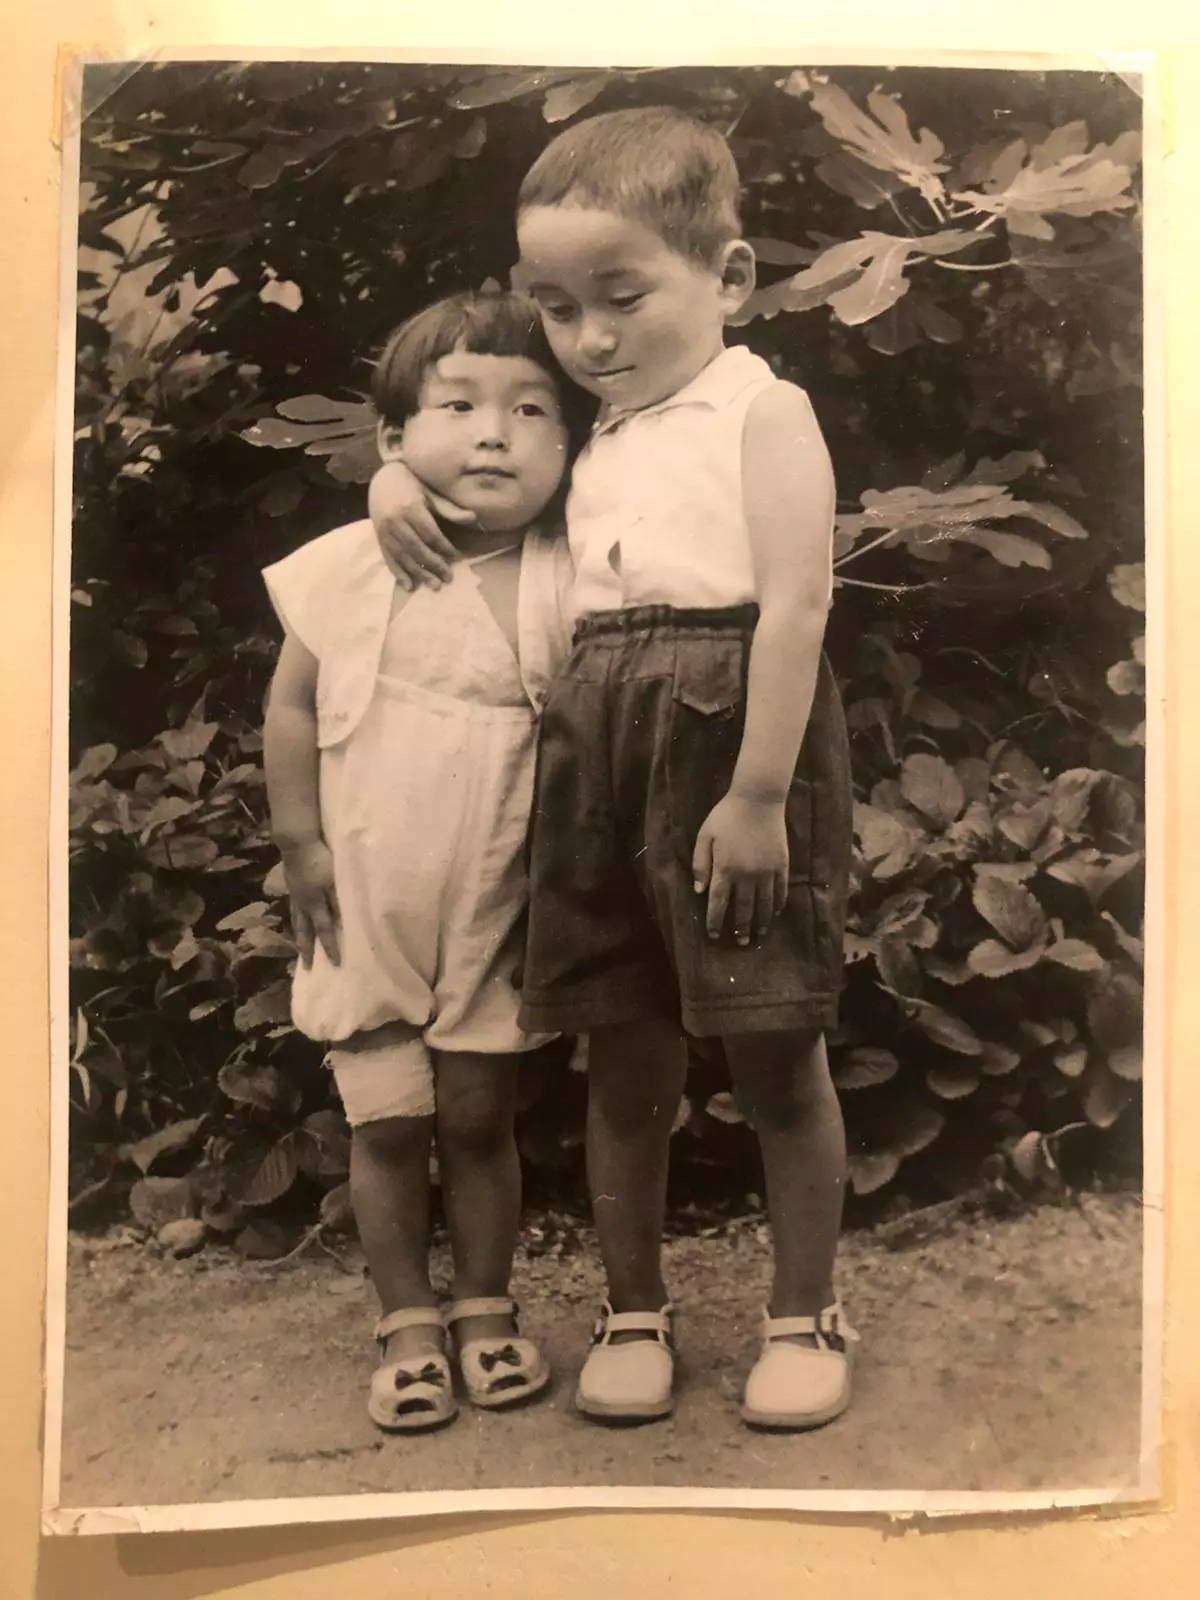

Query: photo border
[[41, 44, 1167, 1536]]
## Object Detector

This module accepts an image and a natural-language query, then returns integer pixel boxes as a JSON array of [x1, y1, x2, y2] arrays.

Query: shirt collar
[[591, 344, 772, 438]]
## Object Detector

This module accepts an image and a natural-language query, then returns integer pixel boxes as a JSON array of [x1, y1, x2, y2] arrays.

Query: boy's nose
[[578, 316, 618, 360]]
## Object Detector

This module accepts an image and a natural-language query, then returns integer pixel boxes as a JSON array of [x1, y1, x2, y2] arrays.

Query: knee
[[728, 1032, 830, 1133], [589, 1023, 686, 1137], [354, 1113, 431, 1167], [437, 1087, 512, 1158]]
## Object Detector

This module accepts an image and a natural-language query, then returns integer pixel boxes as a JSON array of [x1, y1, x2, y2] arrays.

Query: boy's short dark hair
[[372, 289, 564, 427], [517, 106, 742, 265]]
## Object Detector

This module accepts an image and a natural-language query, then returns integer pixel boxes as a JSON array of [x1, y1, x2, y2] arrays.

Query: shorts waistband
[[573, 603, 760, 642]]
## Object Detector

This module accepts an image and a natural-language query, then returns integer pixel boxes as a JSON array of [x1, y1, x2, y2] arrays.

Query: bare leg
[[587, 1019, 689, 1321], [350, 1113, 440, 1361], [434, 1051, 523, 1345], [723, 1029, 846, 1328]]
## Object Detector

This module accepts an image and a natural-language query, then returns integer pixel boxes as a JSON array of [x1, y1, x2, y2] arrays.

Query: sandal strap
[[445, 1296, 517, 1325], [763, 1302, 859, 1343], [375, 1306, 446, 1342], [593, 1302, 674, 1343]]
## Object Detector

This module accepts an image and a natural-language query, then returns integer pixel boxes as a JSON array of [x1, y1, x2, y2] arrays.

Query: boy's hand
[[281, 841, 342, 967], [692, 793, 789, 945], [368, 459, 475, 591]]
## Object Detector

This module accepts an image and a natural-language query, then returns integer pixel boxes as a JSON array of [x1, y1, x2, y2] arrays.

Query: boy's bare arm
[[263, 632, 341, 966], [368, 458, 474, 589], [692, 382, 835, 943]]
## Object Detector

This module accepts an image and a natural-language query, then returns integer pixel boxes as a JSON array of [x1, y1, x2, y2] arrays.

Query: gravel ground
[[54, 1191, 1145, 1510]]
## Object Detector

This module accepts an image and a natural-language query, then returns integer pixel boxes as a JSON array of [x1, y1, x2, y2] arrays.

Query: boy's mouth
[[587, 366, 634, 384], [464, 466, 517, 480]]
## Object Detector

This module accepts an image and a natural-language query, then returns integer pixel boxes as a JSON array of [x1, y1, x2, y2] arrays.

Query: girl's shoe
[[446, 1296, 550, 1409], [575, 1302, 675, 1422], [368, 1307, 458, 1433], [741, 1302, 858, 1431]]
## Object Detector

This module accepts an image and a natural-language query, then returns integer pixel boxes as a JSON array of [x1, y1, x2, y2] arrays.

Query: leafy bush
[[68, 62, 1145, 1230]]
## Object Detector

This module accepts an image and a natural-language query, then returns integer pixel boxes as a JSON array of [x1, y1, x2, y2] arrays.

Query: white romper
[[263, 519, 573, 1124]]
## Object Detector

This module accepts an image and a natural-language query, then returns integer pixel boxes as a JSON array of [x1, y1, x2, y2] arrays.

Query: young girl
[[262, 291, 574, 1432]]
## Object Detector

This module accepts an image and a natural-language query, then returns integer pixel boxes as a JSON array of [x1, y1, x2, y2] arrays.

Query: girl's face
[[385, 349, 568, 532], [515, 205, 754, 414]]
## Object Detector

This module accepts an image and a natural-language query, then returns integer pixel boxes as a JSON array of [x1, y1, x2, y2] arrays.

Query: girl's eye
[[611, 293, 644, 311], [541, 303, 575, 323], [442, 400, 473, 413], [516, 402, 549, 418]]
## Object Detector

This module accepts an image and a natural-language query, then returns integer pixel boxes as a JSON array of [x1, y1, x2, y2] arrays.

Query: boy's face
[[516, 206, 753, 413], [384, 350, 568, 532]]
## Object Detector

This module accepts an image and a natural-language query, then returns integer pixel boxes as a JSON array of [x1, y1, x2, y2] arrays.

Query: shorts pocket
[[666, 637, 747, 866], [671, 636, 745, 717]]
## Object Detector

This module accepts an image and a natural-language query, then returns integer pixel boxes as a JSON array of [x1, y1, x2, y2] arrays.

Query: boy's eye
[[540, 303, 575, 323], [442, 399, 473, 413], [610, 292, 645, 311], [516, 402, 548, 418]]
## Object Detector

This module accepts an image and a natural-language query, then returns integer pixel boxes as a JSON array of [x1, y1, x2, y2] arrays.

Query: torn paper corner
[[54, 47, 224, 146], [1097, 50, 1159, 101], [43, 1504, 151, 1537]]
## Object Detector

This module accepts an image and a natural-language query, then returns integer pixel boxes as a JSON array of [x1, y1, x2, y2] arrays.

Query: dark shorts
[[517, 604, 852, 1040]]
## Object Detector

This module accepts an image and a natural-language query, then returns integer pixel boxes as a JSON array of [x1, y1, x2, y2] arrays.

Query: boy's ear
[[717, 240, 756, 316], [377, 421, 406, 462]]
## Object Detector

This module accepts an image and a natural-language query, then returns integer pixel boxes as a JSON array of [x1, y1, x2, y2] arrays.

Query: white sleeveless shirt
[[566, 344, 828, 619]]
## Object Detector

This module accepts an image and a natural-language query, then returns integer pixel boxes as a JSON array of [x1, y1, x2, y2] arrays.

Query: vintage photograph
[[48, 54, 1158, 1528]]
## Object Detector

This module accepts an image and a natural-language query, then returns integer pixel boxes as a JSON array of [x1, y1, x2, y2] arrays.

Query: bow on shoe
[[393, 1360, 448, 1390], [478, 1344, 523, 1374]]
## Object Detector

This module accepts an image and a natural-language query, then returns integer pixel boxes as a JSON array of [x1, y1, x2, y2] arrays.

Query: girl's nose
[[474, 409, 509, 447]]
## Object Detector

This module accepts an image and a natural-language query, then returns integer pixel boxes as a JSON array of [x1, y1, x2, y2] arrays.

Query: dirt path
[[56, 1193, 1144, 1508]]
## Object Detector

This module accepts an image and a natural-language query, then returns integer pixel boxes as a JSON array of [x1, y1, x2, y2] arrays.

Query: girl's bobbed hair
[[371, 288, 565, 428]]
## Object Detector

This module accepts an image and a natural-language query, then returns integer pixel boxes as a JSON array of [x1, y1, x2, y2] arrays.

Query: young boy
[[371, 106, 856, 1430]]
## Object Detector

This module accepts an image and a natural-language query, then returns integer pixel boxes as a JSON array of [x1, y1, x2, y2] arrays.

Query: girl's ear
[[717, 240, 756, 317], [377, 421, 406, 462]]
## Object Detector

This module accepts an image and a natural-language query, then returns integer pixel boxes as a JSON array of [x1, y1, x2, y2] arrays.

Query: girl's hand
[[281, 840, 342, 967], [691, 793, 789, 946], [368, 460, 475, 591]]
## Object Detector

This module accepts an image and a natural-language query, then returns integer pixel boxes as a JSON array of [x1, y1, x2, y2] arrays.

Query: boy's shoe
[[575, 1302, 675, 1422], [446, 1296, 550, 1410], [740, 1302, 858, 1431], [368, 1307, 458, 1433]]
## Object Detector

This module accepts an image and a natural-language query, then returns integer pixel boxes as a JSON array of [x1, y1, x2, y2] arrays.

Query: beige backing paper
[[2, 2, 1196, 1595]]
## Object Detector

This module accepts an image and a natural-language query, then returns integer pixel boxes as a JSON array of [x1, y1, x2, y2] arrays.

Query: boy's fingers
[[407, 507, 460, 574], [754, 876, 775, 941], [376, 542, 410, 588], [706, 868, 731, 940], [692, 828, 714, 894], [382, 510, 455, 586], [731, 880, 756, 947], [773, 869, 789, 919]]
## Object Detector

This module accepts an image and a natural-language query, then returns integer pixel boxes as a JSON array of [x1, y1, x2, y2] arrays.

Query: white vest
[[263, 520, 574, 749]]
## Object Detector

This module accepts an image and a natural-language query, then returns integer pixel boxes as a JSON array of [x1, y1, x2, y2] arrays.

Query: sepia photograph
[[45, 51, 1161, 1531]]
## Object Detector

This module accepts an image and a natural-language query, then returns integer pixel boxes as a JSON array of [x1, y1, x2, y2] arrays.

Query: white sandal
[[576, 1302, 675, 1422], [741, 1301, 859, 1430], [368, 1307, 458, 1433], [446, 1296, 550, 1410]]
